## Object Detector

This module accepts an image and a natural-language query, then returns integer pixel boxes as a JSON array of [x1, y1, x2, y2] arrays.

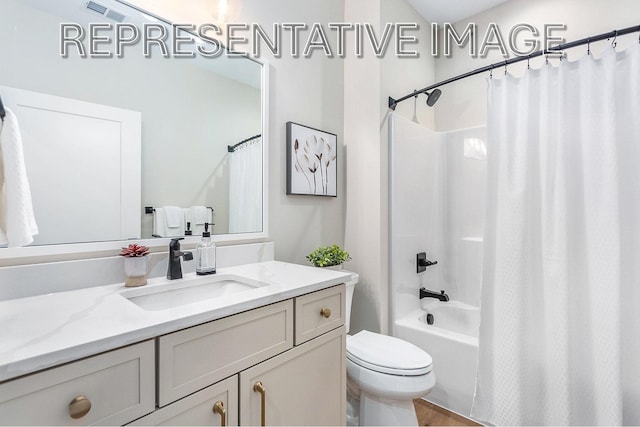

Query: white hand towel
[[163, 206, 182, 228], [152, 207, 166, 236], [191, 206, 209, 225], [153, 207, 184, 237], [190, 206, 211, 236], [0, 108, 38, 247]]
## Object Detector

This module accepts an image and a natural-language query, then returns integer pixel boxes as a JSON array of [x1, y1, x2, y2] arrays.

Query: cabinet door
[[129, 375, 238, 426], [239, 327, 345, 426]]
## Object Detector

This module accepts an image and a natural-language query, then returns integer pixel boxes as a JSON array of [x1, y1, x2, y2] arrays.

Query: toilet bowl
[[344, 272, 435, 426]]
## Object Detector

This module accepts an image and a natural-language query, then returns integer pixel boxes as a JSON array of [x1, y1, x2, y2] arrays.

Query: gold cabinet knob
[[69, 395, 91, 419], [320, 308, 332, 318]]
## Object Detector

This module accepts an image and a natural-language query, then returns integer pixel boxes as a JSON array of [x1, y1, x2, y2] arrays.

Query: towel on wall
[[153, 207, 184, 237], [0, 108, 38, 247]]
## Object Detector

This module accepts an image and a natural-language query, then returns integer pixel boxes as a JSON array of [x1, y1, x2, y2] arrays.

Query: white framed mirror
[[0, 0, 268, 262]]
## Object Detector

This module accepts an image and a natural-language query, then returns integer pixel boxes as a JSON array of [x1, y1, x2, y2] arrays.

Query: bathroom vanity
[[0, 261, 349, 426]]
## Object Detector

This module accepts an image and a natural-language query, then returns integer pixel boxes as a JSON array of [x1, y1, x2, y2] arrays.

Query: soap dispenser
[[196, 223, 216, 275]]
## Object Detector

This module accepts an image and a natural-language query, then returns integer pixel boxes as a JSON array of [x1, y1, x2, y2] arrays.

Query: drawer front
[[158, 300, 293, 406], [129, 375, 238, 426], [0, 340, 155, 426], [294, 284, 345, 345]]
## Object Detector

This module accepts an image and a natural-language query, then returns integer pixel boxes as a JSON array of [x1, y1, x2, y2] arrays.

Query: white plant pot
[[123, 256, 150, 287]]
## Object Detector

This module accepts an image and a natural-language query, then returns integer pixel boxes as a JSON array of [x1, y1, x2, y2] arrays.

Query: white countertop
[[0, 261, 351, 382]]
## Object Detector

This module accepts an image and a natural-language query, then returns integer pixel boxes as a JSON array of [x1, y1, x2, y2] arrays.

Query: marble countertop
[[0, 261, 351, 382]]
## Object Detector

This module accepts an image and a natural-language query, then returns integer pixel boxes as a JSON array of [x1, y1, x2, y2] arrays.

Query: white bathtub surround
[[0, 108, 38, 248], [388, 113, 485, 418], [420, 300, 479, 337], [473, 44, 640, 425], [0, 260, 351, 382], [395, 301, 479, 416]]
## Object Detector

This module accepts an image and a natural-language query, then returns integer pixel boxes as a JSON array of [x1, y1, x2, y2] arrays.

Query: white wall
[[342, 0, 436, 335], [434, 0, 640, 130], [381, 0, 436, 128], [236, 0, 347, 265], [343, 0, 384, 334]]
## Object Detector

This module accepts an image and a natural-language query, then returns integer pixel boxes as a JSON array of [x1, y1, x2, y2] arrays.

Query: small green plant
[[306, 244, 351, 267]]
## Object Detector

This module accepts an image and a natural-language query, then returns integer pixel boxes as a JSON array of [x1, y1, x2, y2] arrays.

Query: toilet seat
[[347, 330, 432, 376]]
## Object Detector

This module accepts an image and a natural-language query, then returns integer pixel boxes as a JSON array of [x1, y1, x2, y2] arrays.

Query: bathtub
[[394, 300, 480, 417]]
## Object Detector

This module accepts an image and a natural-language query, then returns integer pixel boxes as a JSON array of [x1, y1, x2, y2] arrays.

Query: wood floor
[[413, 399, 481, 426]]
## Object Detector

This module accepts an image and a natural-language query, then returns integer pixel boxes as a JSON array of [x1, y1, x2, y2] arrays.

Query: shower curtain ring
[[489, 65, 493, 79], [504, 60, 508, 76], [587, 39, 591, 55], [612, 30, 618, 48], [527, 56, 530, 70]]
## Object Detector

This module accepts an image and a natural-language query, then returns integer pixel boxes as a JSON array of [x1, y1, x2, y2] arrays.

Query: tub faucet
[[167, 238, 193, 280], [419, 287, 449, 302]]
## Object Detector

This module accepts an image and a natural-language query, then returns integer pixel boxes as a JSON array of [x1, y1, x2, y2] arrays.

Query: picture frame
[[286, 122, 337, 197]]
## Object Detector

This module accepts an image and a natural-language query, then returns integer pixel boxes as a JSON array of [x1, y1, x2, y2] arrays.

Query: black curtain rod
[[227, 134, 262, 152], [388, 24, 640, 110]]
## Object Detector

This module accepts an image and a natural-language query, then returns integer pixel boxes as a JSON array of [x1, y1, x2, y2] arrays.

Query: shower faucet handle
[[417, 252, 438, 273]]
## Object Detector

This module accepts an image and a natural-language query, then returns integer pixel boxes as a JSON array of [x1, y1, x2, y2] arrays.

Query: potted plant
[[306, 244, 351, 269], [120, 243, 151, 287]]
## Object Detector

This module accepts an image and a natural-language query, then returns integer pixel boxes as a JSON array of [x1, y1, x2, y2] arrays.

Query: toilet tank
[[344, 272, 359, 334]]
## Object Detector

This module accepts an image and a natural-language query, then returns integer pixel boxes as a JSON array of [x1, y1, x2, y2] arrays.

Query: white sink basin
[[121, 274, 268, 311]]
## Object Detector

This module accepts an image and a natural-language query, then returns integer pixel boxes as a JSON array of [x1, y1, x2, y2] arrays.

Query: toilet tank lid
[[347, 330, 432, 375], [342, 270, 359, 285]]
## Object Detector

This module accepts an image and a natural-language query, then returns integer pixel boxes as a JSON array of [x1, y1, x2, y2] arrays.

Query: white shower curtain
[[472, 44, 640, 425], [228, 137, 262, 233]]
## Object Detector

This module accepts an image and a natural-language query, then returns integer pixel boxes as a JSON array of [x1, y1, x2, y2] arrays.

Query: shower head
[[425, 89, 442, 107], [388, 87, 442, 111]]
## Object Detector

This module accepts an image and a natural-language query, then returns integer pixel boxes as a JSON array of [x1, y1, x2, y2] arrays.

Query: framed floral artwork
[[286, 122, 337, 197]]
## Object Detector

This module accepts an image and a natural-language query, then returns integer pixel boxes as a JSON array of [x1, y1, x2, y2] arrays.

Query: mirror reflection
[[0, 0, 263, 247]]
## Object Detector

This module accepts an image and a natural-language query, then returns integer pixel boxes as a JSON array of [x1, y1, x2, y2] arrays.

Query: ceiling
[[407, 0, 512, 24]]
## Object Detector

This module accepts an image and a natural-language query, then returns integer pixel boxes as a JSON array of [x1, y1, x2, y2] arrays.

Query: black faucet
[[167, 238, 193, 280], [419, 287, 450, 302]]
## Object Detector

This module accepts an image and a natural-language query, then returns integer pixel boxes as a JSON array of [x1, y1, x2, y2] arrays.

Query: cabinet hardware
[[253, 381, 266, 426], [212, 400, 226, 426], [68, 395, 91, 419], [320, 308, 332, 319]]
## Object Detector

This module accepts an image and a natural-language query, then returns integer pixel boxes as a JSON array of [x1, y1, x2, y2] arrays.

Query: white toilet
[[344, 272, 436, 426]]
